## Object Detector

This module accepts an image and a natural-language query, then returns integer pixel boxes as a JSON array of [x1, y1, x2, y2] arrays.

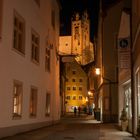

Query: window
[[34, 0, 40, 6], [67, 87, 70, 91], [79, 96, 82, 100], [66, 78, 69, 82], [66, 96, 70, 100], [13, 80, 22, 118], [45, 47, 51, 72], [72, 79, 76, 82], [51, 10, 55, 29], [30, 87, 37, 117], [73, 87, 76, 91], [79, 79, 83, 82], [13, 11, 25, 54], [31, 29, 40, 63], [73, 96, 76, 100], [72, 70, 76, 74], [79, 87, 82, 91], [46, 93, 51, 116]]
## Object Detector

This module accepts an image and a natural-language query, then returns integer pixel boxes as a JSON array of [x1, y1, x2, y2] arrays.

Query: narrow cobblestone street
[[1, 114, 135, 140]]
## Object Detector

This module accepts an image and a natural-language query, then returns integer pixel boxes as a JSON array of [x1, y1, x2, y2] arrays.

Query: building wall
[[96, 1, 123, 123], [65, 61, 88, 112], [132, 0, 140, 135], [0, 0, 60, 138], [59, 36, 72, 55]]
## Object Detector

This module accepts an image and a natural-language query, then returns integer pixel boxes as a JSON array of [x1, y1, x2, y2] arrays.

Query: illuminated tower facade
[[71, 11, 92, 65]]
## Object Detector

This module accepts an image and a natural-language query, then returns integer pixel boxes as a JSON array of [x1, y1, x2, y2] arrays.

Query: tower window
[[72, 70, 76, 74], [72, 79, 76, 82]]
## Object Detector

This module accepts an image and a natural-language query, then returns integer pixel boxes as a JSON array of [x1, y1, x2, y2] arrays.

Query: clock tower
[[71, 10, 91, 65]]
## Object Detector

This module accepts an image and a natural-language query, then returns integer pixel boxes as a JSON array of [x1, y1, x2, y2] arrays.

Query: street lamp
[[95, 68, 101, 75]]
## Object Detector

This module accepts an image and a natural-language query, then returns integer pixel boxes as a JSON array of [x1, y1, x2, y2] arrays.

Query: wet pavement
[[1, 114, 135, 140]]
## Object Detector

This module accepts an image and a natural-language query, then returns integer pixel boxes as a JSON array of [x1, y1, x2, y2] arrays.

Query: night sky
[[60, 0, 119, 41]]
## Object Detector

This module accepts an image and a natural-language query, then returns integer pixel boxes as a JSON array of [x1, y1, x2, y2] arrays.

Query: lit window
[[46, 93, 51, 116], [45, 47, 51, 72], [13, 80, 22, 118], [31, 29, 40, 63], [79, 96, 82, 100], [30, 87, 37, 117], [13, 11, 25, 54]]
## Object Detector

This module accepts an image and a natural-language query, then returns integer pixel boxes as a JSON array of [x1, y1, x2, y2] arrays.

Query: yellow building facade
[[65, 61, 88, 112]]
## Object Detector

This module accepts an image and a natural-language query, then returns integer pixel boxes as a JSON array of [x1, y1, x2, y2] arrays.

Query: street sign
[[118, 37, 130, 69]]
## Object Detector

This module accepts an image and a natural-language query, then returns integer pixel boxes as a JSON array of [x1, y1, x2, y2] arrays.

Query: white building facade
[[0, 0, 60, 138]]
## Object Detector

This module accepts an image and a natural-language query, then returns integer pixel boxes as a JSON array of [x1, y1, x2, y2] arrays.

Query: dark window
[[73, 87, 76, 91], [31, 29, 40, 63], [67, 87, 70, 90], [79, 87, 82, 91], [13, 11, 25, 54], [66, 96, 70, 100], [72, 71, 76, 74], [72, 79, 76, 82]]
